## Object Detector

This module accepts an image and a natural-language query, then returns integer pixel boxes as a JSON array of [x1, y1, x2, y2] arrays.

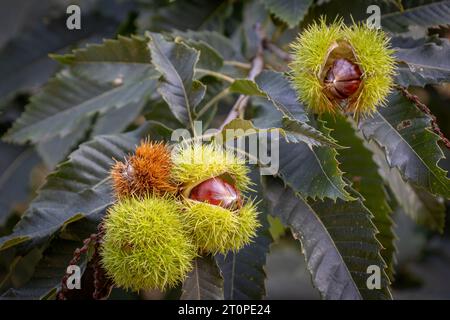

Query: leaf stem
[[195, 68, 235, 83], [224, 60, 252, 69], [196, 88, 231, 119]]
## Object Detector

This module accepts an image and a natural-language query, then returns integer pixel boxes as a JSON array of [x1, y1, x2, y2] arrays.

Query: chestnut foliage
[[1, 0, 450, 300]]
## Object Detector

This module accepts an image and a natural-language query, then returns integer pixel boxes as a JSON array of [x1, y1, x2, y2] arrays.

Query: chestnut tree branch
[[219, 24, 265, 130]]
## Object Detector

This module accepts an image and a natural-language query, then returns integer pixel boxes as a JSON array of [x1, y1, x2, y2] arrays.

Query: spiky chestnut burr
[[111, 141, 176, 199], [290, 18, 395, 117], [100, 195, 196, 292], [171, 142, 252, 194], [172, 142, 259, 254]]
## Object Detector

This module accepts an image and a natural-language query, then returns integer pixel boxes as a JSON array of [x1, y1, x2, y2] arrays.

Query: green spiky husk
[[172, 142, 251, 192], [181, 200, 260, 254], [290, 18, 395, 117], [101, 195, 196, 292]]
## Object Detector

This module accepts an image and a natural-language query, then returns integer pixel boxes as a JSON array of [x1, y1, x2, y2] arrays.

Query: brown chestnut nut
[[324, 58, 362, 100], [189, 177, 242, 210]]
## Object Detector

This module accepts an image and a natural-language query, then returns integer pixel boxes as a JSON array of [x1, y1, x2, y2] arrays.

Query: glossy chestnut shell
[[324, 58, 362, 100], [189, 177, 242, 210]]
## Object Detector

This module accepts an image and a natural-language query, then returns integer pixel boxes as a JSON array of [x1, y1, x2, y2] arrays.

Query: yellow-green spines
[[341, 24, 395, 115], [101, 196, 196, 292], [290, 18, 395, 117], [181, 200, 260, 254], [290, 18, 343, 114], [172, 142, 251, 192]]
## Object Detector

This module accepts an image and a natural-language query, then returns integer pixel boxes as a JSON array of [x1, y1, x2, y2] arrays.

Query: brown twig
[[92, 223, 113, 300], [56, 233, 96, 300], [219, 23, 265, 130], [395, 85, 450, 149], [56, 222, 113, 300]]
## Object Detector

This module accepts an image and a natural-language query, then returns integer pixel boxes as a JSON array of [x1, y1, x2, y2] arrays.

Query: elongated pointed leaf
[[0, 144, 40, 225], [182, 40, 224, 71], [262, 0, 314, 28], [231, 71, 339, 147], [254, 71, 308, 123], [5, 36, 158, 147], [4, 68, 157, 145], [229, 79, 266, 97], [0, 136, 127, 253], [148, 33, 205, 127], [53, 36, 150, 65], [173, 30, 245, 62], [394, 37, 450, 87], [277, 138, 353, 201], [324, 114, 396, 278], [0, 123, 170, 254], [181, 256, 224, 300], [359, 92, 450, 198], [382, 1, 450, 33], [33, 36, 154, 167], [263, 176, 392, 300], [218, 115, 350, 201]]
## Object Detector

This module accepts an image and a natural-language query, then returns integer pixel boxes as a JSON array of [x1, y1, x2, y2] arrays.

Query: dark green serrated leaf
[[182, 40, 224, 71], [254, 71, 339, 147], [215, 169, 272, 300], [324, 114, 396, 279], [230, 79, 266, 97], [254, 71, 308, 123], [382, 1, 450, 33], [147, 33, 206, 128], [4, 68, 157, 145], [173, 30, 245, 62], [53, 36, 150, 64], [262, 0, 314, 28], [394, 37, 450, 87], [181, 255, 224, 300], [6, 35, 154, 147], [263, 176, 392, 300], [4, 35, 157, 151], [359, 91, 450, 198], [277, 137, 353, 201], [218, 119, 264, 141], [0, 144, 40, 226], [0, 123, 171, 254], [34, 36, 154, 167], [232, 71, 339, 147], [0, 136, 124, 252]]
